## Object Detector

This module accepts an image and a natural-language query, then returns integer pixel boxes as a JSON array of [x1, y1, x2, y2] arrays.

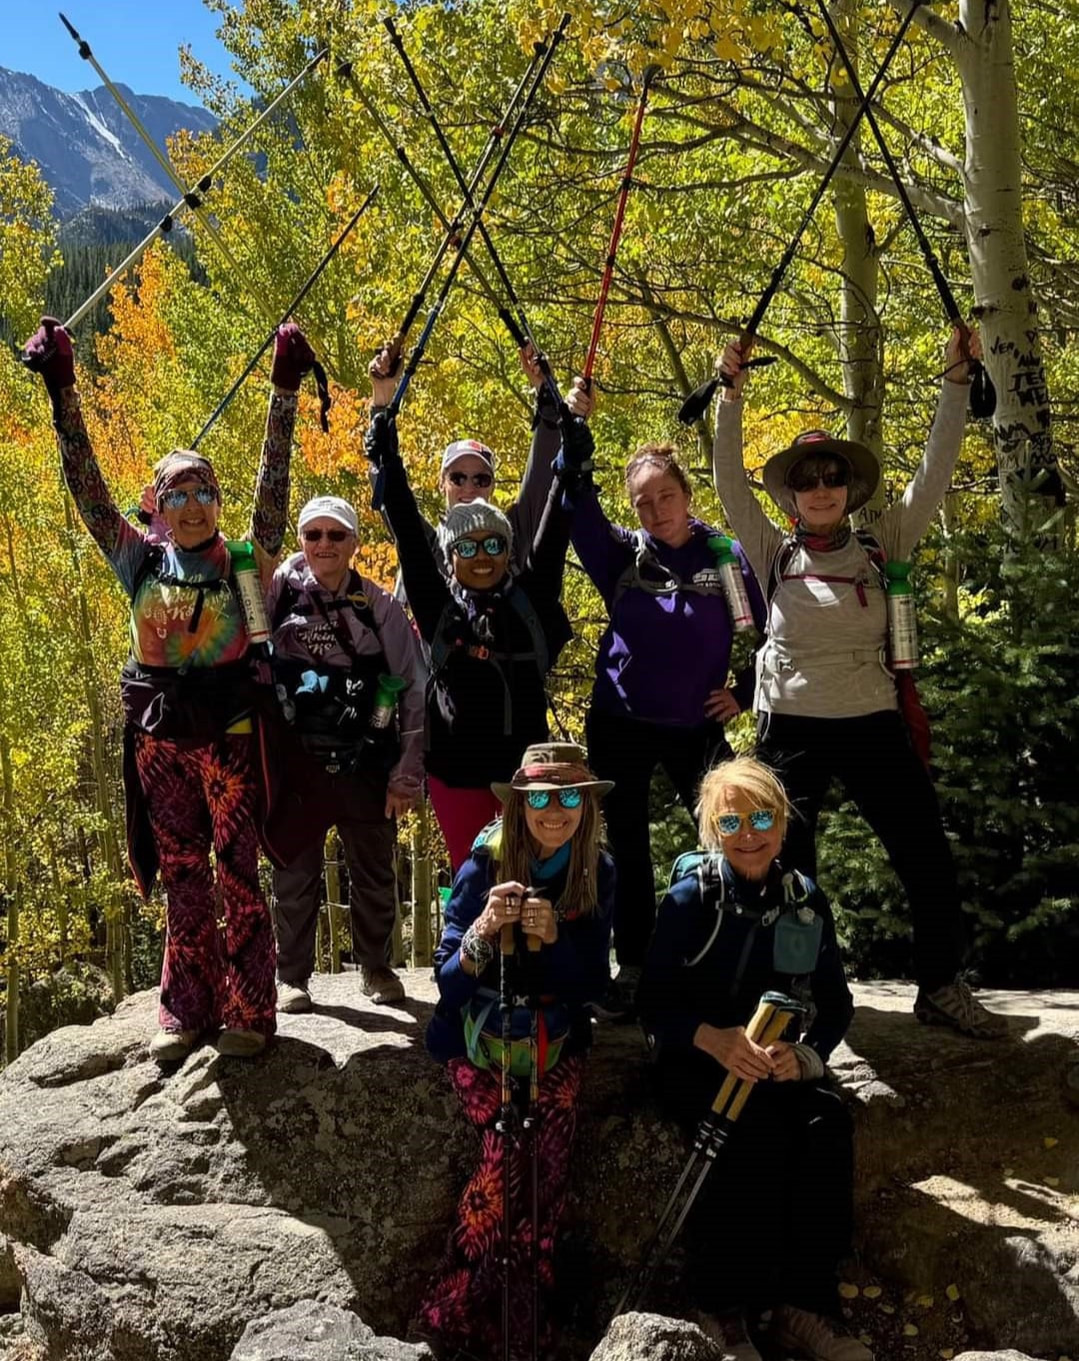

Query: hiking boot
[[692, 1311, 762, 1361], [216, 1028, 267, 1058], [591, 964, 642, 1021], [361, 965, 405, 1005], [914, 976, 1008, 1039], [772, 1305, 873, 1361], [148, 1028, 197, 1064], [277, 980, 312, 1013]]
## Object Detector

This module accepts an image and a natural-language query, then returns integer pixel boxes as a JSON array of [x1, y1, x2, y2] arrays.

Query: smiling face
[[523, 790, 585, 856], [440, 454, 496, 510], [300, 517, 357, 592], [716, 787, 784, 881], [789, 456, 851, 535], [628, 465, 693, 548], [159, 479, 220, 549], [450, 529, 509, 591]]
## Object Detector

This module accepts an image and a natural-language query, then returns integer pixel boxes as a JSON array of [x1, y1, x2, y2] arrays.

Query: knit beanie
[[443, 498, 514, 556]]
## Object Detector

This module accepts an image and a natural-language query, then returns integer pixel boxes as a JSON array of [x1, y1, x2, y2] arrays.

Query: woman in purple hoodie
[[563, 382, 764, 1013]]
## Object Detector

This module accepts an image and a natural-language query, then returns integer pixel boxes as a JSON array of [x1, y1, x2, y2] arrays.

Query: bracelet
[[792, 1041, 825, 1081], [460, 924, 495, 974]]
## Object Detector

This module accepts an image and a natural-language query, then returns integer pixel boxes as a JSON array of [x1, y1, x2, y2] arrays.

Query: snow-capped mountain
[[0, 65, 216, 216]]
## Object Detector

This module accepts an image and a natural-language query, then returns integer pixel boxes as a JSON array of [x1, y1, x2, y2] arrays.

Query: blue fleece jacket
[[426, 842, 615, 1064]]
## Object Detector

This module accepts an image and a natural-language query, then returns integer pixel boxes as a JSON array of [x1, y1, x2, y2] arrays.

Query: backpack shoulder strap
[[505, 584, 549, 677], [854, 528, 888, 586], [131, 543, 166, 601], [766, 536, 799, 605]]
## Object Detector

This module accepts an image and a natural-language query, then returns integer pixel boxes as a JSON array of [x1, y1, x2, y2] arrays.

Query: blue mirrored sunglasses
[[718, 809, 776, 835], [160, 486, 218, 511], [452, 534, 508, 559], [526, 787, 583, 810]]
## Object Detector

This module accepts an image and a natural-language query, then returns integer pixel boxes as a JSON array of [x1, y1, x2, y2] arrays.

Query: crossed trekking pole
[[614, 991, 806, 1319]]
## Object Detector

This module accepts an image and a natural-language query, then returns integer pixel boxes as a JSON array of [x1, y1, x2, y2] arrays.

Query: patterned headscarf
[[152, 450, 221, 505]]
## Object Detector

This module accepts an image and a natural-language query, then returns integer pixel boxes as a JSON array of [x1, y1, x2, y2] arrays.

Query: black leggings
[[757, 709, 963, 991], [587, 709, 732, 967]]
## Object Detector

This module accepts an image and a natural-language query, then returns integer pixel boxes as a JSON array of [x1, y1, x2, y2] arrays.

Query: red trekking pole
[[582, 65, 660, 387]]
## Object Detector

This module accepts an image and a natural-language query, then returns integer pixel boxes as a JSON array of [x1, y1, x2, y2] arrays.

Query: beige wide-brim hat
[[491, 741, 613, 802], [762, 429, 880, 517]]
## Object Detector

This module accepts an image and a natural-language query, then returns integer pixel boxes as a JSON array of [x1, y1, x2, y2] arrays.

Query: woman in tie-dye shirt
[[24, 316, 316, 1064]]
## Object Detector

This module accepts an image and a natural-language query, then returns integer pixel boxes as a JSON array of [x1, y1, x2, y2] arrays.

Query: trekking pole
[[334, 58, 527, 352], [806, 0, 996, 418], [57, 12, 265, 317], [582, 64, 660, 390], [190, 184, 378, 448], [613, 991, 806, 1317], [677, 2, 921, 424], [497, 915, 518, 1361], [379, 30, 552, 377], [520, 893, 542, 1361], [383, 17, 564, 412], [60, 48, 328, 332]]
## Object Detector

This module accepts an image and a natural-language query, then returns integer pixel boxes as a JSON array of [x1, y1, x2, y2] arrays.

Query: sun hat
[[491, 741, 614, 802], [761, 429, 880, 516]]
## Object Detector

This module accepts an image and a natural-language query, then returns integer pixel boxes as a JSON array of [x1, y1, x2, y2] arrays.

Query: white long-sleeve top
[[712, 380, 969, 718]]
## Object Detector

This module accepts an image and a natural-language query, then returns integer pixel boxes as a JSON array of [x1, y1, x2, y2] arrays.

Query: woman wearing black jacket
[[364, 410, 588, 869], [639, 756, 866, 1361]]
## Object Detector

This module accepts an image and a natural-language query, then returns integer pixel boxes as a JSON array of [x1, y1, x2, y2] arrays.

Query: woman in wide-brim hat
[[416, 741, 615, 1360], [710, 325, 1005, 1041]]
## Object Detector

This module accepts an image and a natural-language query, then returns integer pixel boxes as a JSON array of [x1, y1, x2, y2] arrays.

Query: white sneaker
[[772, 1304, 873, 1361], [148, 1029, 197, 1063], [277, 980, 312, 1013], [216, 1029, 267, 1058]]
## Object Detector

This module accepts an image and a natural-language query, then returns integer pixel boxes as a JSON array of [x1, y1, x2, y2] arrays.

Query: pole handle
[[708, 996, 776, 1116]]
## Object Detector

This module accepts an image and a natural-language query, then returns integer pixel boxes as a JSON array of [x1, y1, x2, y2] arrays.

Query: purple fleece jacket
[[567, 482, 766, 727]]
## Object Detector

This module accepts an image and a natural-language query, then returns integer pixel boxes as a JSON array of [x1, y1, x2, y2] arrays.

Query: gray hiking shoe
[[216, 1028, 267, 1058], [361, 965, 405, 1005], [692, 1311, 762, 1361], [772, 1305, 873, 1361], [277, 980, 312, 1013], [148, 1028, 197, 1064], [914, 976, 1007, 1039]]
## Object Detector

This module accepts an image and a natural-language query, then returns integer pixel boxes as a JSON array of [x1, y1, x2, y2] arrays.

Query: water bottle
[[226, 540, 271, 646], [369, 673, 406, 731], [707, 535, 755, 632], [885, 560, 918, 669]]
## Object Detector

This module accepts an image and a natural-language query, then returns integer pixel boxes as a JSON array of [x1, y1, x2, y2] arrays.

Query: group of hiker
[[24, 310, 999, 1361]]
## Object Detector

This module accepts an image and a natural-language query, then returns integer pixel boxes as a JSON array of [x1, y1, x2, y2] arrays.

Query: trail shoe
[[148, 1029, 197, 1064], [216, 1028, 267, 1058], [361, 965, 405, 1005], [914, 976, 1008, 1039], [592, 964, 643, 1021], [277, 980, 312, 1013], [692, 1311, 763, 1361], [772, 1305, 873, 1361]]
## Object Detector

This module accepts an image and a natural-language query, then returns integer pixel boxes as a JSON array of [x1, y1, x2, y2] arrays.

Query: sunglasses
[[526, 787, 584, 810], [451, 534, 508, 559], [159, 486, 218, 510], [447, 471, 494, 488], [718, 809, 776, 835], [787, 463, 850, 493], [302, 528, 351, 543]]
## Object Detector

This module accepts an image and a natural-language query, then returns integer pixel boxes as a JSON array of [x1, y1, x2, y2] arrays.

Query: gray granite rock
[[589, 1313, 722, 1361], [230, 1300, 433, 1361]]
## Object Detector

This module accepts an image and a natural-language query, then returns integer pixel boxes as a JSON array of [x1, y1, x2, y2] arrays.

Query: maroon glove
[[270, 323, 317, 392], [23, 317, 76, 398]]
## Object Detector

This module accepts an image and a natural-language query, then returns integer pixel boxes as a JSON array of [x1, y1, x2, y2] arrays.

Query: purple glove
[[23, 317, 75, 398], [270, 323, 317, 392]]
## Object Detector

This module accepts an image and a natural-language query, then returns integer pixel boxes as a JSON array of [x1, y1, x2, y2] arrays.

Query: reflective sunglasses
[[159, 486, 218, 511], [787, 461, 850, 493], [718, 809, 776, 835], [451, 534, 508, 559], [447, 470, 494, 488], [302, 527, 350, 543], [526, 787, 584, 810]]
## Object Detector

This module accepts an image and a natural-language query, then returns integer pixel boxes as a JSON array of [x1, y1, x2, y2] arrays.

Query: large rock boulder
[[0, 976, 1075, 1361], [229, 1300, 431, 1361], [588, 1313, 722, 1361]]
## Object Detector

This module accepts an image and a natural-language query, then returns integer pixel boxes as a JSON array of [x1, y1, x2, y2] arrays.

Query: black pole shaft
[[190, 186, 378, 448]]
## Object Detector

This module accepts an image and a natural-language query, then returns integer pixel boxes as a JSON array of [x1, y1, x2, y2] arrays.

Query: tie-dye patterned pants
[[134, 731, 276, 1037], [418, 1053, 586, 1359]]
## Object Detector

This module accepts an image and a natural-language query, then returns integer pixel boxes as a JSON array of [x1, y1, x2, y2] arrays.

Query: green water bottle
[[884, 561, 918, 669], [369, 673, 406, 731], [226, 540, 271, 646], [707, 534, 754, 632]]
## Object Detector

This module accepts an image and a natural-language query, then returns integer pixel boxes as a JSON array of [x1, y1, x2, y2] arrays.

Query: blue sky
[[3, 1, 240, 105]]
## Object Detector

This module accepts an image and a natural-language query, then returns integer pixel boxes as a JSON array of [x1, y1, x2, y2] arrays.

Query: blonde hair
[[497, 790, 604, 915], [696, 756, 790, 851]]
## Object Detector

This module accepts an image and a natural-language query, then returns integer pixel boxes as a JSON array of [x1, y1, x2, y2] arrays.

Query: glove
[[560, 413, 594, 472], [364, 408, 399, 467], [270, 323, 317, 392], [22, 317, 76, 398]]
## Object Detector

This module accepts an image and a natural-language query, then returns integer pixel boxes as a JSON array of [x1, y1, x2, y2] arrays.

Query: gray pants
[[272, 762, 397, 982]]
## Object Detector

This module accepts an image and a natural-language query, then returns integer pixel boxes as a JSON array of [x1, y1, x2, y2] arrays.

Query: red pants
[[427, 775, 501, 872], [418, 1054, 586, 1359], [134, 731, 276, 1036]]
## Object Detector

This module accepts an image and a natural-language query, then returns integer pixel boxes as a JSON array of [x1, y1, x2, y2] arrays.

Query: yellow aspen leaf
[[713, 34, 740, 61], [838, 1282, 859, 1299], [1044, 1176, 1061, 1187], [903, 1324, 920, 1337], [881, 1305, 896, 1315], [940, 1351, 955, 1359], [1044, 1136, 1059, 1148], [916, 1295, 934, 1308], [945, 1284, 961, 1302], [1003, 1167, 1015, 1177], [863, 1286, 882, 1300]]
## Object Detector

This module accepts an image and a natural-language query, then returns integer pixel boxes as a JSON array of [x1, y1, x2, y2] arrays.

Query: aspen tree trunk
[[2, 725, 20, 1066], [410, 803, 433, 969]]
